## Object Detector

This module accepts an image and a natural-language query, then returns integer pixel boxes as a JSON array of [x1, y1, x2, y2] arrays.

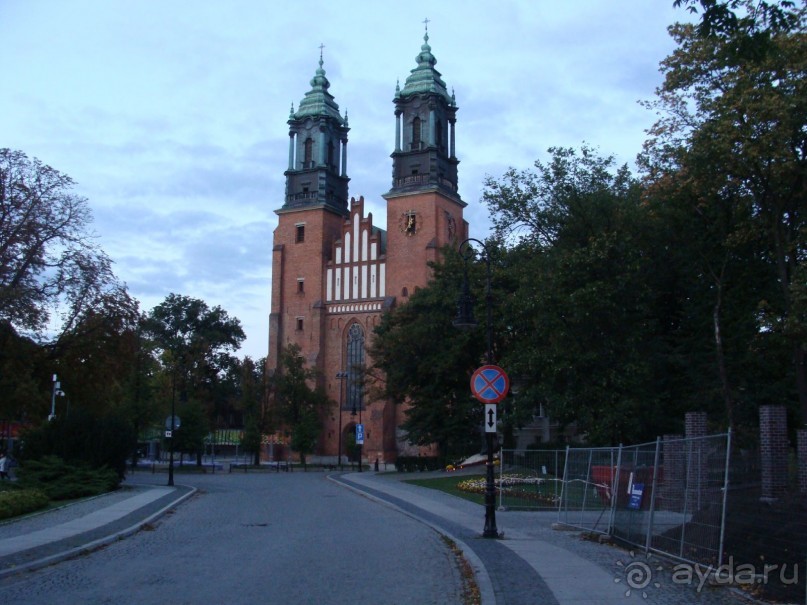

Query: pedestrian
[[0, 451, 8, 480]]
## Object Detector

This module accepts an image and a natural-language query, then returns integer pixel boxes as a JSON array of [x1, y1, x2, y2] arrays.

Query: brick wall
[[684, 411, 708, 438], [759, 405, 789, 500], [797, 429, 807, 496], [661, 434, 684, 512]]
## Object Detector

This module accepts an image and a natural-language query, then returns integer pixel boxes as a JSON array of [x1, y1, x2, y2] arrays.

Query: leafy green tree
[[369, 254, 486, 461], [0, 323, 46, 426], [49, 289, 144, 416], [144, 294, 245, 463], [171, 400, 208, 464], [483, 146, 673, 444], [0, 149, 122, 339], [644, 2, 807, 426], [272, 344, 330, 468], [239, 357, 269, 465]]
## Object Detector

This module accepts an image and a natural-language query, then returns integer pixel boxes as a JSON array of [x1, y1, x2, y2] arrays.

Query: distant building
[[266, 30, 468, 464]]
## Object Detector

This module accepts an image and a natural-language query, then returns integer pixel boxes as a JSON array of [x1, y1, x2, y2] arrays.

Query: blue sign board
[[628, 483, 644, 510], [356, 423, 364, 445]]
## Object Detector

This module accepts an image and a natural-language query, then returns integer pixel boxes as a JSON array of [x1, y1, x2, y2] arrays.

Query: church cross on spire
[[318, 43, 325, 67]]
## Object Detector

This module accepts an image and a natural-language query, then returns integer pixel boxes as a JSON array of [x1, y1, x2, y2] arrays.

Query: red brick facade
[[267, 36, 467, 465]]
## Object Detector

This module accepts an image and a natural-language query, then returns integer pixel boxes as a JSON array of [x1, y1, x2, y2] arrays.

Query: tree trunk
[[713, 278, 735, 430]]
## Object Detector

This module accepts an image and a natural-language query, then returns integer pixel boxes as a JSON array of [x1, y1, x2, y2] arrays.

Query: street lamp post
[[49, 374, 65, 421], [454, 237, 499, 538], [336, 371, 347, 470], [168, 371, 176, 487]]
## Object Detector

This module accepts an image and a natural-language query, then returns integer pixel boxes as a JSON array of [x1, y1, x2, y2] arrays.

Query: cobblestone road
[[0, 472, 464, 605]]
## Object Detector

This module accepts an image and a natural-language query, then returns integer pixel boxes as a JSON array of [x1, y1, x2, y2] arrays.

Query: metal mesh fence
[[614, 434, 731, 567], [498, 449, 565, 510], [555, 434, 731, 568], [557, 447, 620, 534]]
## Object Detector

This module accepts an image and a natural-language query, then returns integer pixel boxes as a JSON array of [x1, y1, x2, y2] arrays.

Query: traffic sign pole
[[470, 364, 509, 539]]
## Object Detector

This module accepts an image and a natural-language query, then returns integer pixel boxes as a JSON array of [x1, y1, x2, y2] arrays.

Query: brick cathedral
[[266, 30, 468, 465]]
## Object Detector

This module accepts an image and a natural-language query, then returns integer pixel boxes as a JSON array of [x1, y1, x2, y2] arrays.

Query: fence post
[[680, 439, 693, 559], [717, 429, 732, 568], [558, 445, 570, 523], [498, 450, 505, 511], [644, 437, 662, 553], [609, 444, 623, 536], [580, 449, 594, 527]]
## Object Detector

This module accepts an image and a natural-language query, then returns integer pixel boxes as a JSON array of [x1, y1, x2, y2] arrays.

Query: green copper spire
[[399, 23, 451, 102], [292, 46, 346, 124]]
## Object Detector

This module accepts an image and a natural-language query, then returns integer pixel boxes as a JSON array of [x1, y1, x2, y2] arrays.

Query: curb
[[0, 484, 196, 580], [328, 473, 496, 605]]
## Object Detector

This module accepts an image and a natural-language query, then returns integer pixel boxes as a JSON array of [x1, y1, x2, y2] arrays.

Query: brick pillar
[[684, 412, 708, 511], [685, 411, 708, 439], [661, 434, 684, 512], [759, 405, 789, 501], [797, 430, 807, 496]]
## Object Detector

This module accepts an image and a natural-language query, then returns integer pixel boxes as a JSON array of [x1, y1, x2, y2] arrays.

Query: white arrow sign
[[484, 404, 497, 433]]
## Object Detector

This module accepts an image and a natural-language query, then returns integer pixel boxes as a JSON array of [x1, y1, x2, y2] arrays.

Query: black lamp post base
[[482, 433, 499, 538]]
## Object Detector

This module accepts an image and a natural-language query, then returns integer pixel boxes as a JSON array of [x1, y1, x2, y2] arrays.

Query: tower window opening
[[296, 224, 305, 243], [436, 120, 444, 152], [296, 317, 304, 331], [303, 137, 314, 168], [297, 279, 304, 294], [327, 141, 335, 170], [411, 117, 421, 150]]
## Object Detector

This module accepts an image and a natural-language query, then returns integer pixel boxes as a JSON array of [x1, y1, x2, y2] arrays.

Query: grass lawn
[[404, 475, 486, 506]]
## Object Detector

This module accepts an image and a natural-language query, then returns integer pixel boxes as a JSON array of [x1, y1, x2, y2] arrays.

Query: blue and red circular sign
[[470, 365, 510, 404]]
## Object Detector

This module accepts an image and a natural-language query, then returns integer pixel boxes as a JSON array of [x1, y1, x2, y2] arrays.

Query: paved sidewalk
[[334, 471, 749, 605], [0, 482, 194, 578]]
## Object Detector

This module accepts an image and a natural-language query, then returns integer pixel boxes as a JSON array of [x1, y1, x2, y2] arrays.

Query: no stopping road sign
[[470, 365, 510, 404]]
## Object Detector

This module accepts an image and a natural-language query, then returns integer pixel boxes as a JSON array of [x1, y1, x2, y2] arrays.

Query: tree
[[239, 356, 269, 465], [483, 147, 673, 444], [171, 400, 208, 464], [271, 344, 330, 468], [0, 149, 121, 339], [369, 254, 486, 461], [143, 294, 245, 463], [644, 2, 807, 426]]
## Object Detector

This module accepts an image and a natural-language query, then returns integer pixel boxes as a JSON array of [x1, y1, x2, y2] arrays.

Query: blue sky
[[1, 1, 693, 360]]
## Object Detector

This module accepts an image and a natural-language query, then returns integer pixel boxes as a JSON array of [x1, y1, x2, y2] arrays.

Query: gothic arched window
[[346, 323, 365, 412]]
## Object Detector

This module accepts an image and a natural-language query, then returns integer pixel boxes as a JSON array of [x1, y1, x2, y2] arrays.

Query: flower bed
[[457, 473, 560, 506]]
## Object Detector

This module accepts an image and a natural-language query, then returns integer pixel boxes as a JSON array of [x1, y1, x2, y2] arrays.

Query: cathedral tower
[[267, 31, 467, 465], [384, 27, 467, 299], [267, 52, 349, 377]]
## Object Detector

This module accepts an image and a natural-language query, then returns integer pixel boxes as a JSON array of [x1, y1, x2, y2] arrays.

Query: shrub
[[0, 488, 49, 520], [16, 456, 119, 500], [19, 407, 135, 479], [395, 456, 441, 472]]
